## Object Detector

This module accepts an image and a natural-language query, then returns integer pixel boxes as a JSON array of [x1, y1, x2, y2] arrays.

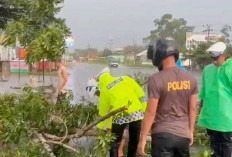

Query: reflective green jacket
[[198, 59, 232, 131], [98, 73, 147, 129]]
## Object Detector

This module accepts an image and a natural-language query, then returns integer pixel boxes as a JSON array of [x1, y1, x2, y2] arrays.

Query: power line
[[203, 24, 214, 43], [87, 43, 90, 58], [108, 39, 113, 52]]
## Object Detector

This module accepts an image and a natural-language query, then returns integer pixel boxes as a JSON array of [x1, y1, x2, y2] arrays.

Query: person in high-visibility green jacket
[[86, 67, 147, 157], [197, 42, 232, 157], [97, 73, 147, 130]]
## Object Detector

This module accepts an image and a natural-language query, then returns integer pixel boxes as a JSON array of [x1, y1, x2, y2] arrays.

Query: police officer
[[86, 67, 147, 157], [137, 39, 198, 157]]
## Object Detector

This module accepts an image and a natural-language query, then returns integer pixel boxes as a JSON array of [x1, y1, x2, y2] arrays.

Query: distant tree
[[217, 36, 226, 43], [123, 45, 134, 54], [221, 25, 232, 44], [144, 14, 188, 49], [193, 43, 211, 69], [0, 0, 23, 30], [123, 45, 146, 54], [75, 48, 98, 57], [226, 45, 232, 57], [102, 48, 112, 57], [2, 0, 70, 63]]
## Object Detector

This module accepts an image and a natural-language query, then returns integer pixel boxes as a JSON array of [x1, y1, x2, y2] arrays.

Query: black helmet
[[147, 39, 179, 69]]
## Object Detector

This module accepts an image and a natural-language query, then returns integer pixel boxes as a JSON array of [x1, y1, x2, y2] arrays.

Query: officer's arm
[[189, 93, 198, 146], [129, 77, 147, 112], [140, 98, 158, 142]]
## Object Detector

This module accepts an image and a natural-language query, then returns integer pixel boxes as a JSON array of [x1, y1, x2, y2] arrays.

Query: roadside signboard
[[10, 60, 29, 73], [65, 36, 75, 47]]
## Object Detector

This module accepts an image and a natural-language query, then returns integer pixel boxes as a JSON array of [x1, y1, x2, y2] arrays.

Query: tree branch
[[37, 133, 78, 154], [44, 106, 128, 141], [49, 115, 68, 143], [36, 134, 56, 157], [80, 106, 128, 137], [43, 129, 151, 141], [45, 140, 78, 154]]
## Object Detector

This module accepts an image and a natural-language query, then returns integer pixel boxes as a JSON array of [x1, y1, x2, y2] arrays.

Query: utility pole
[[108, 39, 113, 52], [203, 25, 213, 43], [87, 44, 90, 60], [133, 40, 137, 65]]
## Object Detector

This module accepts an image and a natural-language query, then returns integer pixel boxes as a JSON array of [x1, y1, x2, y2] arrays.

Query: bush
[[0, 87, 114, 157]]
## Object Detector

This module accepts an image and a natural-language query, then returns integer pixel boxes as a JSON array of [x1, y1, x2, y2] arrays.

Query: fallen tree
[[0, 87, 128, 157]]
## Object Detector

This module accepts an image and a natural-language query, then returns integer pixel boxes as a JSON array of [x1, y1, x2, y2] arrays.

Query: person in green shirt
[[198, 42, 232, 157], [86, 67, 147, 157]]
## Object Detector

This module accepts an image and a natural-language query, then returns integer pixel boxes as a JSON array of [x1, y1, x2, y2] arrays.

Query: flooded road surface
[[67, 63, 202, 104]]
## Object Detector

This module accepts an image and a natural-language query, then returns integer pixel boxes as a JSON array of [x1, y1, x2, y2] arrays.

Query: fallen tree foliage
[[0, 87, 127, 156]]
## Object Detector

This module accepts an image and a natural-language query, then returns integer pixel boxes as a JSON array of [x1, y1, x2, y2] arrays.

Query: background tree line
[[144, 14, 232, 69]]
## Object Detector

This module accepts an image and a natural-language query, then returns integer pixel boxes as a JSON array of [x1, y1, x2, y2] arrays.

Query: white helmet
[[207, 42, 226, 58], [95, 67, 110, 81], [86, 78, 99, 98]]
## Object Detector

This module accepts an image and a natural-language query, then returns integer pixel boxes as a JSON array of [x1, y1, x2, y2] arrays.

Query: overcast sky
[[59, 0, 232, 50]]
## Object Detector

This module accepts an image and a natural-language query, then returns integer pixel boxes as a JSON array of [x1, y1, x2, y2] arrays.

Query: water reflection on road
[[67, 63, 202, 104]]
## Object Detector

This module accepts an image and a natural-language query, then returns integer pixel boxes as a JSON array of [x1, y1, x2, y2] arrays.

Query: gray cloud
[[59, 0, 232, 50]]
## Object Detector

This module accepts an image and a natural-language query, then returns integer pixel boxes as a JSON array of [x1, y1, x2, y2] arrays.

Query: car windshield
[[110, 59, 118, 63]]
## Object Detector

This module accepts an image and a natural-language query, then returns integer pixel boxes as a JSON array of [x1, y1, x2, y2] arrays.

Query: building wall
[[126, 54, 135, 61], [186, 32, 221, 50], [0, 46, 16, 61], [109, 55, 125, 63], [137, 55, 148, 62]]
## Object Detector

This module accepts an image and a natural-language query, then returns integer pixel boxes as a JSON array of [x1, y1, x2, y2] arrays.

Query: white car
[[109, 60, 119, 68]]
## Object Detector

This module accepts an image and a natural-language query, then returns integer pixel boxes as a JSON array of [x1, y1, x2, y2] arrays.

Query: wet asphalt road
[[67, 63, 202, 104]]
